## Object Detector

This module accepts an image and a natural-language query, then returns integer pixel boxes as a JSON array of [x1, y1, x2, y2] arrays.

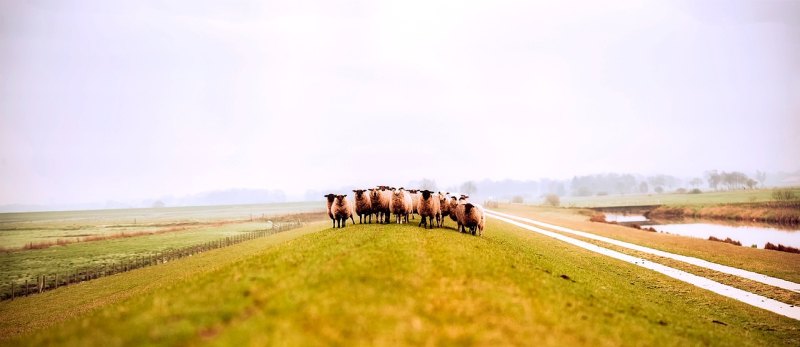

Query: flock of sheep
[[323, 186, 486, 236]]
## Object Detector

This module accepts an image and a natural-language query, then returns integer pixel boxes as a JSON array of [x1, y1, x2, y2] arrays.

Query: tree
[[654, 186, 664, 194], [544, 194, 560, 207], [705, 170, 721, 190], [755, 171, 767, 187], [152, 200, 165, 208], [745, 179, 757, 190], [689, 178, 703, 188], [638, 181, 649, 194], [418, 178, 437, 191], [460, 181, 477, 195]]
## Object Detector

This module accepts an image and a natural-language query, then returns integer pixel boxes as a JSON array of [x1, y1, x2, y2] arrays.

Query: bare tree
[[418, 178, 437, 191], [544, 194, 560, 207], [460, 181, 477, 195], [755, 170, 767, 187], [689, 178, 703, 188], [705, 170, 721, 190]]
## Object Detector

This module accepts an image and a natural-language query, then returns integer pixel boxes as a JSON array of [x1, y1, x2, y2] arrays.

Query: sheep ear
[[343, 194, 347, 197]]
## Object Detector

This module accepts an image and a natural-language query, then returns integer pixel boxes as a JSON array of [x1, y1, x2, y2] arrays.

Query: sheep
[[417, 190, 441, 229], [408, 189, 420, 220], [437, 192, 451, 227], [324, 193, 336, 228], [390, 187, 413, 224], [369, 188, 384, 223], [448, 196, 459, 222], [457, 202, 486, 236], [331, 194, 355, 228], [377, 186, 393, 224], [353, 189, 373, 224]]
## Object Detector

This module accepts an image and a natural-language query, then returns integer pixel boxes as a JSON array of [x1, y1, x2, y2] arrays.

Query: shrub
[[765, 242, 800, 254], [689, 188, 702, 194], [484, 200, 500, 208], [589, 214, 606, 222], [675, 188, 687, 194], [544, 194, 560, 207], [708, 236, 742, 246], [654, 186, 664, 194], [511, 195, 524, 204], [596, 192, 608, 196], [772, 189, 798, 202]]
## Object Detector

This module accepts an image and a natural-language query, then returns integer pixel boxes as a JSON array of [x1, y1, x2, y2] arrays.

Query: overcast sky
[[1, 0, 799, 206]]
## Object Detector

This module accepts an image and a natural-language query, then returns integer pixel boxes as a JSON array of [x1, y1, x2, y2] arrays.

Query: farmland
[[556, 188, 800, 208], [1, 215, 798, 346], [0, 202, 324, 298]]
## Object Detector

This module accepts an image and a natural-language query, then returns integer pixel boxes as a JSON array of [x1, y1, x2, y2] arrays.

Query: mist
[[2, 0, 799, 209]]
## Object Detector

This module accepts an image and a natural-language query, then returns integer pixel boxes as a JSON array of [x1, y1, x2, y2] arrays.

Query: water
[[648, 223, 800, 249], [604, 213, 649, 223], [603, 213, 800, 249]]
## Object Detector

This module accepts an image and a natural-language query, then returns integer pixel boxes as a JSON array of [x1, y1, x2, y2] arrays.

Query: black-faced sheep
[[455, 202, 485, 236], [377, 186, 392, 224], [331, 194, 355, 228], [437, 192, 451, 227], [324, 193, 336, 228], [353, 189, 372, 224], [448, 196, 459, 222], [417, 190, 441, 229], [369, 188, 384, 223]]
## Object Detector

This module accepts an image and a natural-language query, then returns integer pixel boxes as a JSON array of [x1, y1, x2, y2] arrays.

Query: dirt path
[[486, 210, 800, 321]]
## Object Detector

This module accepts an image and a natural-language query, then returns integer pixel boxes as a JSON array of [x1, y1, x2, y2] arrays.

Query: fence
[[1, 220, 303, 301]]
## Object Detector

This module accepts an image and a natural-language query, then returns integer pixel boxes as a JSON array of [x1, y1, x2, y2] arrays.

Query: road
[[486, 209, 800, 321]]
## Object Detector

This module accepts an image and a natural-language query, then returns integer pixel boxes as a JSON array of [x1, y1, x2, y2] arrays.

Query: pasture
[[1, 217, 798, 346], [555, 188, 800, 208], [0, 202, 324, 298]]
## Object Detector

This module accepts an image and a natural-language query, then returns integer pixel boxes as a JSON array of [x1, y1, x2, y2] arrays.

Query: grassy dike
[[1, 219, 798, 346]]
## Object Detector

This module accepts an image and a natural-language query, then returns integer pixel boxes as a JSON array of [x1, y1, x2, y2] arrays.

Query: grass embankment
[[495, 204, 800, 284], [1, 219, 798, 346], [0, 208, 326, 294], [0, 222, 326, 339], [647, 202, 800, 225]]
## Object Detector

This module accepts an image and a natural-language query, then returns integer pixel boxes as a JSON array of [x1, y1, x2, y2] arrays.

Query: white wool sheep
[[455, 202, 485, 236], [408, 189, 420, 220], [390, 187, 413, 224], [331, 194, 355, 228], [353, 189, 373, 224], [324, 193, 336, 228], [417, 190, 441, 229]]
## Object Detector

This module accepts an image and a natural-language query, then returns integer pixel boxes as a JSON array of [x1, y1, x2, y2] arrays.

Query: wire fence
[[1, 220, 304, 301]]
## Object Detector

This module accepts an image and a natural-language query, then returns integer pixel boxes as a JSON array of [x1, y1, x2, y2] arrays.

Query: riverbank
[[646, 201, 800, 225]]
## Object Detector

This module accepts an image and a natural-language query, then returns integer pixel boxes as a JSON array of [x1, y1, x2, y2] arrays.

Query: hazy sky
[[1, 0, 799, 205]]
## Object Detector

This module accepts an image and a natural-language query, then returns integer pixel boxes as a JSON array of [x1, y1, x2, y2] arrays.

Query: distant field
[[1, 220, 797, 346], [0, 202, 325, 296], [555, 188, 800, 208]]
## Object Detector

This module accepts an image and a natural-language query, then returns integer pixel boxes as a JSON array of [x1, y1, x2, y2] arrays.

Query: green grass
[[555, 188, 799, 208], [1, 219, 797, 346], [0, 222, 271, 288], [0, 201, 322, 248], [0, 202, 325, 294]]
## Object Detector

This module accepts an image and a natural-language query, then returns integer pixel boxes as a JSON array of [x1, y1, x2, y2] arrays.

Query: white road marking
[[485, 211, 800, 321], [487, 209, 800, 293]]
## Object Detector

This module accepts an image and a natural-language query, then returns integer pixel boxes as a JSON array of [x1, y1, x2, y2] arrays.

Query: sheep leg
[[332, 218, 335, 228], [418, 216, 425, 228], [350, 215, 355, 225]]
